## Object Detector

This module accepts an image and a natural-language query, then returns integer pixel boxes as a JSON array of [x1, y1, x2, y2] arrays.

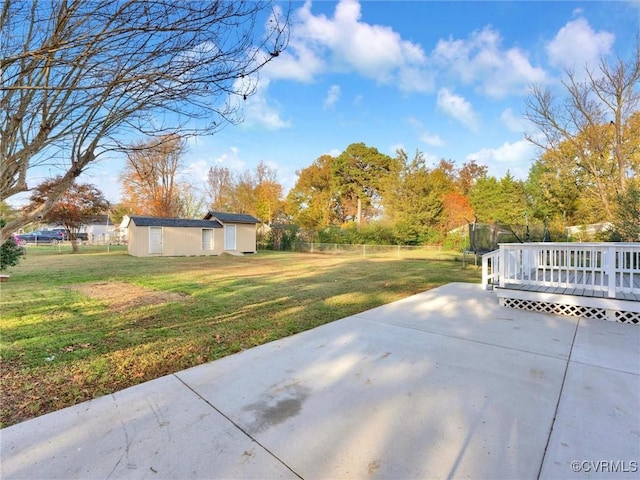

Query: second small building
[[122, 212, 260, 257]]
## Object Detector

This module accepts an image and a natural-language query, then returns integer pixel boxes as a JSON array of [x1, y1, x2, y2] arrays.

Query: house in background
[[122, 212, 260, 258], [39, 215, 115, 243], [79, 215, 115, 242]]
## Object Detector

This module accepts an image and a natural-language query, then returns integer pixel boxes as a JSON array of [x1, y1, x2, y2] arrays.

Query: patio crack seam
[[173, 375, 304, 479], [536, 316, 581, 479]]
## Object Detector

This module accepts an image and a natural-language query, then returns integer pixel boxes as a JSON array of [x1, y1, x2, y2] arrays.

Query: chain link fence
[[287, 242, 479, 265]]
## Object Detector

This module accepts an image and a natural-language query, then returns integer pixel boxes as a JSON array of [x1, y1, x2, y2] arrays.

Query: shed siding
[[127, 224, 225, 257], [127, 223, 149, 257], [234, 223, 257, 253]]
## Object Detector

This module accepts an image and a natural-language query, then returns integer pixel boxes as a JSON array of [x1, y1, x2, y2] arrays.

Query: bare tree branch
[[0, 0, 289, 240], [525, 41, 640, 218]]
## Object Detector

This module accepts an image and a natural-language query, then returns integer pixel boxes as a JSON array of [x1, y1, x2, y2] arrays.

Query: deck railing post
[[499, 245, 506, 288], [606, 244, 616, 298], [482, 254, 489, 288]]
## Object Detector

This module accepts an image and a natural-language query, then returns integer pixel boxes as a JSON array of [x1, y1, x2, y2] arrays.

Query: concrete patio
[[1, 282, 638, 479]]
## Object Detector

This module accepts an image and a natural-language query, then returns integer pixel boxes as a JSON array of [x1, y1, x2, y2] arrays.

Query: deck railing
[[481, 249, 500, 287], [482, 243, 640, 298]]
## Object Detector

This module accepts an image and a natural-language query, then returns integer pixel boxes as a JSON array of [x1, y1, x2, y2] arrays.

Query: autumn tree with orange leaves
[[27, 177, 110, 252], [120, 136, 190, 218]]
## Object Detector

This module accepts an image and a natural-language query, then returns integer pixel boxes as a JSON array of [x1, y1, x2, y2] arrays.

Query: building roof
[[86, 214, 114, 225], [127, 216, 223, 228], [204, 211, 260, 224]]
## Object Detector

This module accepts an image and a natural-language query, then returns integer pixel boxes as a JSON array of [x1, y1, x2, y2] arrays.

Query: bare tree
[[206, 165, 235, 211], [120, 135, 186, 217], [525, 43, 640, 217], [0, 0, 288, 241]]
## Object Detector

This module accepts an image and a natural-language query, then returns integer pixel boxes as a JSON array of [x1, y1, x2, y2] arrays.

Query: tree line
[[111, 131, 638, 246], [108, 40, 640, 245]]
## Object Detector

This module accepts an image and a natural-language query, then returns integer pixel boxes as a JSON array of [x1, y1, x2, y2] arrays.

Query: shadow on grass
[[0, 251, 480, 427]]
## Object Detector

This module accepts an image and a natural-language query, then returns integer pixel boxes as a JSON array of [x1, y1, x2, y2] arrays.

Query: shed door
[[149, 227, 163, 254], [224, 225, 236, 251]]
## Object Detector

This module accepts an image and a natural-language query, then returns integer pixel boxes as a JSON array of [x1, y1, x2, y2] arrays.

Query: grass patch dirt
[[0, 248, 480, 427], [67, 282, 189, 312]]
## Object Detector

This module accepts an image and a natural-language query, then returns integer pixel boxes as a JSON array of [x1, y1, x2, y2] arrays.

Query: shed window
[[201, 228, 214, 250]]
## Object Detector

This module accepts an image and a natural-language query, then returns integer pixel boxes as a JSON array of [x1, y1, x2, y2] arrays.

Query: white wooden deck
[[482, 243, 640, 324], [503, 271, 640, 302]]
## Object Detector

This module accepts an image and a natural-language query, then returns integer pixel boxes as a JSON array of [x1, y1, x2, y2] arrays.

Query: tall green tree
[[332, 143, 398, 226], [286, 154, 339, 230], [610, 179, 640, 241], [382, 150, 453, 244], [526, 143, 605, 226], [469, 173, 529, 226]]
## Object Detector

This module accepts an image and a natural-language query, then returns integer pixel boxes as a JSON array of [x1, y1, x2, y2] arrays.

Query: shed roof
[[128, 216, 222, 228], [204, 211, 260, 224]]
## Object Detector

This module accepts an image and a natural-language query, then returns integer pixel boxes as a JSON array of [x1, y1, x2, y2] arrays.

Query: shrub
[[0, 219, 25, 271], [0, 237, 25, 271]]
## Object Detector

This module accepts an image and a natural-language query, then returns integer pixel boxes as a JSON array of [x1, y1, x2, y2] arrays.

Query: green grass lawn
[[0, 247, 480, 427]]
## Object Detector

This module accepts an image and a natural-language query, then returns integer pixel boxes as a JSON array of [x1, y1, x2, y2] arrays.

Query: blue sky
[[82, 0, 639, 204]]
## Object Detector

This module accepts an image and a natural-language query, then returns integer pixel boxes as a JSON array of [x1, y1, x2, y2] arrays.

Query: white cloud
[[432, 26, 547, 97], [180, 145, 248, 182], [420, 132, 445, 147], [212, 149, 246, 171], [466, 139, 536, 179], [80, 164, 123, 203], [264, 43, 325, 82], [546, 18, 614, 74], [323, 84, 341, 109], [436, 88, 479, 131], [407, 117, 445, 147], [500, 108, 529, 133], [181, 159, 210, 182], [235, 77, 291, 131], [271, 0, 431, 92]]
